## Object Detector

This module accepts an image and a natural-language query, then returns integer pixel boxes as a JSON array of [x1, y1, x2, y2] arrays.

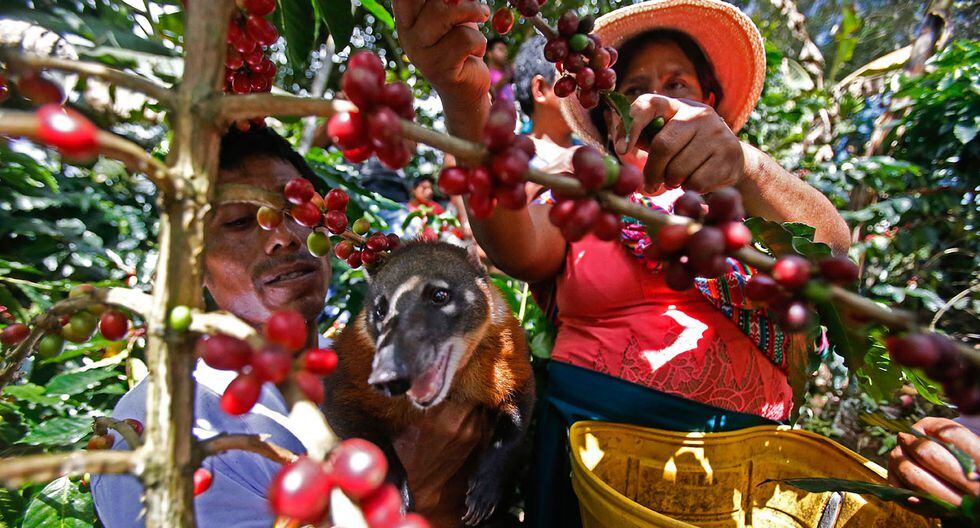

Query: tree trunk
[[140, 1, 235, 526]]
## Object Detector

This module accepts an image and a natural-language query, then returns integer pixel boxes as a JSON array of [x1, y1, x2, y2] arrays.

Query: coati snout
[[363, 242, 494, 408]]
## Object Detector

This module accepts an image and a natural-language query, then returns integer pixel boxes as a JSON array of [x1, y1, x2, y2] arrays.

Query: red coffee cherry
[[265, 310, 307, 351], [348, 50, 386, 79], [330, 438, 388, 499], [571, 146, 606, 191], [606, 47, 619, 67], [342, 67, 383, 111], [577, 88, 601, 110], [284, 178, 315, 205], [719, 221, 752, 252], [513, 0, 540, 16], [490, 147, 530, 186], [705, 187, 745, 223], [656, 224, 690, 255], [99, 310, 129, 342], [612, 164, 642, 196], [564, 52, 586, 73], [771, 256, 811, 291], [886, 334, 941, 369], [561, 198, 601, 242], [554, 76, 576, 98], [124, 418, 144, 436], [365, 233, 389, 252], [193, 468, 213, 496], [87, 434, 115, 450], [745, 275, 780, 303], [251, 344, 292, 383], [290, 201, 322, 228], [685, 226, 726, 276], [594, 68, 617, 90], [327, 112, 368, 150], [0, 323, 29, 346], [361, 483, 402, 528], [221, 371, 263, 415], [269, 457, 332, 524], [324, 210, 349, 234], [381, 83, 415, 120], [777, 300, 811, 331], [491, 7, 515, 34], [256, 206, 283, 230], [17, 71, 64, 105], [240, 0, 276, 16], [295, 369, 325, 404], [591, 47, 612, 70], [576, 67, 596, 90], [197, 334, 253, 371], [301, 348, 338, 376], [375, 141, 412, 170], [227, 21, 256, 53], [325, 188, 350, 212], [818, 256, 860, 286], [557, 11, 580, 37], [593, 211, 622, 242], [468, 191, 497, 220], [36, 105, 100, 160], [673, 191, 705, 220], [483, 105, 517, 151], [343, 144, 374, 163], [663, 259, 695, 291], [333, 240, 355, 260], [244, 15, 278, 46], [548, 198, 577, 228], [438, 167, 469, 196], [544, 38, 569, 63], [468, 166, 493, 195], [386, 233, 400, 249], [360, 248, 379, 266]]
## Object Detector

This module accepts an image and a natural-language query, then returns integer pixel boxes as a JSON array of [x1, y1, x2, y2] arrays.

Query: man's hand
[[888, 417, 980, 507], [611, 94, 744, 193], [392, 0, 491, 110]]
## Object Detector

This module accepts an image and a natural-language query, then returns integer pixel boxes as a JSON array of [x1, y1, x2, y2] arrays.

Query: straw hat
[[559, 0, 766, 151]]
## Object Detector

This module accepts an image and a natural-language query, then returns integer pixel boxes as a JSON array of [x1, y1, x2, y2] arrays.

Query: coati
[[326, 241, 535, 527]]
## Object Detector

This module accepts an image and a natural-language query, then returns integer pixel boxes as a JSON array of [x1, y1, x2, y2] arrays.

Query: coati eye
[[374, 297, 388, 319], [430, 288, 451, 305]]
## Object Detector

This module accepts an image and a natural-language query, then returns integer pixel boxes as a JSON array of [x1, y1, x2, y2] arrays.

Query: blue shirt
[[91, 339, 327, 527]]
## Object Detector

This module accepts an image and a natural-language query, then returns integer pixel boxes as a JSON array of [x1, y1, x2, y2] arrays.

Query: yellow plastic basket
[[569, 421, 936, 528]]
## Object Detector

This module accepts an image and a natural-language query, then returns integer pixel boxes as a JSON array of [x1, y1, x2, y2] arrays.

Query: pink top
[[548, 192, 793, 421]]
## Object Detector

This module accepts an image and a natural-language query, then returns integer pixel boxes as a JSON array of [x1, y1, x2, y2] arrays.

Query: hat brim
[[559, 0, 766, 152]]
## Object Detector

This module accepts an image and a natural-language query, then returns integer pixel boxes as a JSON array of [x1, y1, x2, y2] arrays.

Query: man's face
[[204, 156, 331, 326]]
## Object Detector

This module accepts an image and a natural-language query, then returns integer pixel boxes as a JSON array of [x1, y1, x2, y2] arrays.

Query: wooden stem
[[0, 111, 173, 195], [196, 434, 299, 466], [0, 49, 175, 106], [0, 451, 136, 486]]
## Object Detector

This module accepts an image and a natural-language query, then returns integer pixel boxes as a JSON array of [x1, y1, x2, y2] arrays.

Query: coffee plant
[[0, 0, 976, 526]]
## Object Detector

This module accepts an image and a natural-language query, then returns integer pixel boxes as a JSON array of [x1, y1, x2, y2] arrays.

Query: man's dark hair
[[219, 127, 318, 181], [514, 35, 557, 116], [589, 29, 724, 149]]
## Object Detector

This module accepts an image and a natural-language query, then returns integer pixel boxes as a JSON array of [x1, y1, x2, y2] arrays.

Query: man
[[92, 128, 331, 527], [513, 35, 576, 197], [486, 37, 514, 103]]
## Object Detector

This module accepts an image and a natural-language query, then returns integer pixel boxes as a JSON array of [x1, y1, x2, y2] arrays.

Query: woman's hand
[[888, 417, 980, 507], [391, 0, 491, 110], [610, 94, 743, 193]]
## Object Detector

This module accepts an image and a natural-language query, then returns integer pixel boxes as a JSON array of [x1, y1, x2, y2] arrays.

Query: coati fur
[[326, 241, 535, 527]]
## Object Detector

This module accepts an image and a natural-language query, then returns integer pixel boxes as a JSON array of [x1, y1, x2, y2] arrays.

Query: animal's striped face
[[363, 243, 490, 408]]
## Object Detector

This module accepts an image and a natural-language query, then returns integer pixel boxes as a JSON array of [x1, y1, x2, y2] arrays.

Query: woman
[[393, 0, 850, 524]]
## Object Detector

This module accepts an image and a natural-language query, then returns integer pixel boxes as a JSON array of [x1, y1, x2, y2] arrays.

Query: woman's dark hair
[[589, 29, 724, 150], [219, 126, 318, 182]]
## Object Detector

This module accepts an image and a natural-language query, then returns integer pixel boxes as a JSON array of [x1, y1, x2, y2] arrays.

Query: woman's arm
[[393, 0, 566, 283]]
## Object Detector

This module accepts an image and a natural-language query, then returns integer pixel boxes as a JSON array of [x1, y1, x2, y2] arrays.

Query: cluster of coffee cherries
[[0, 285, 133, 360], [327, 51, 415, 169], [196, 309, 338, 413], [86, 418, 142, 451], [644, 189, 752, 291], [886, 333, 979, 414], [334, 227, 400, 270], [436, 98, 533, 218], [545, 12, 618, 109], [269, 439, 429, 527], [547, 146, 642, 241], [224, 0, 279, 131], [745, 254, 860, 331]]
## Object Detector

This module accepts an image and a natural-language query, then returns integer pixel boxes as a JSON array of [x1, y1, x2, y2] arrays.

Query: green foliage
[[21, 477, 96, 528]]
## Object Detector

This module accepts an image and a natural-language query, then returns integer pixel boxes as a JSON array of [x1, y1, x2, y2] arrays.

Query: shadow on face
[[203, 155, 331, 326]]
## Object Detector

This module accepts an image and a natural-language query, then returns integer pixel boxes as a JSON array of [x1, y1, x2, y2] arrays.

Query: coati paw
[[462, 476, 501, 526]]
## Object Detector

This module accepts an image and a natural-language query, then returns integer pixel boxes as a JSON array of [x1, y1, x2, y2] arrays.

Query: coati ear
[[466, 243, 488, 274]]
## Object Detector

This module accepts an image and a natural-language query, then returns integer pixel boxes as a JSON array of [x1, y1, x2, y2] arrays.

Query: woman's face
[[608, 39, 709, 187], [616, 40, 706, 103]]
